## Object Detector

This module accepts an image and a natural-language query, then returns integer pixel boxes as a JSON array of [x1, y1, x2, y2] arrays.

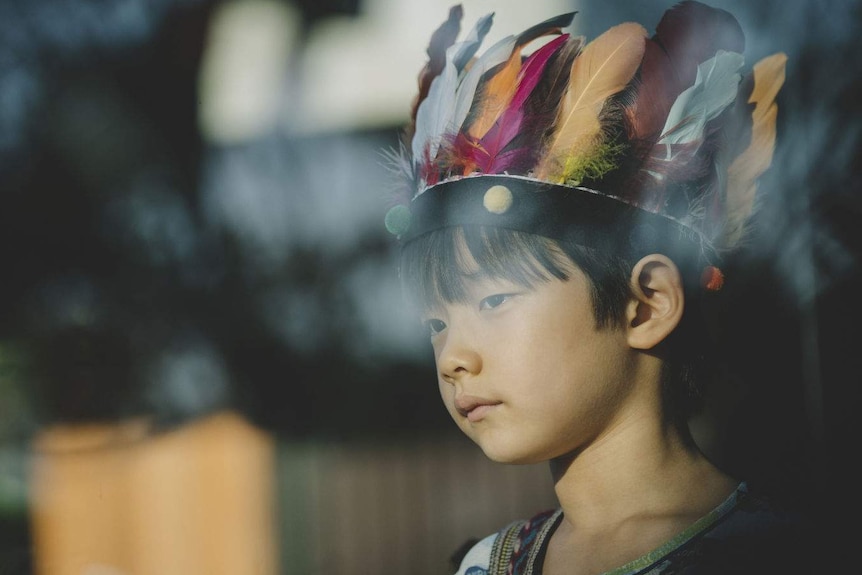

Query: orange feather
[[466, 50, 523, 140], [723, 52, 787, 247], [534, 22, 647, 183]]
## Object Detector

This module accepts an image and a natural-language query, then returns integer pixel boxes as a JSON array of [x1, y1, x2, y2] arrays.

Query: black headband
[[399, 175, 716, 272]]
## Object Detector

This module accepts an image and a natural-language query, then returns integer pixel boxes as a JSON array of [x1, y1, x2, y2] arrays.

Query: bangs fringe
[[400, 227, 570, 309]]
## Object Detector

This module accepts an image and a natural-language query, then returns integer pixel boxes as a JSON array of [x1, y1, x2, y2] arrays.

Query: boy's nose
[[437, 333, 482, 384]]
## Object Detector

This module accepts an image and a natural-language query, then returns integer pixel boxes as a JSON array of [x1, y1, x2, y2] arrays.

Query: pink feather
[[469, 34, 570, 174]]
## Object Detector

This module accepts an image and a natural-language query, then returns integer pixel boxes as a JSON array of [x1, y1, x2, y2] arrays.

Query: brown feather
[[406, 5, 462, 143], [626, 1, 744, 144]]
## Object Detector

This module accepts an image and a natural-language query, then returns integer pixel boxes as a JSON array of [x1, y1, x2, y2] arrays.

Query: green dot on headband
[[385, 204, 412, 236]]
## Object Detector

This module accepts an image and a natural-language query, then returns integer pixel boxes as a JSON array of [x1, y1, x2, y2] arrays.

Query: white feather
[[659, 50, 744, 145], [411, 13, 494, 170], [412, 48, 458, 165]]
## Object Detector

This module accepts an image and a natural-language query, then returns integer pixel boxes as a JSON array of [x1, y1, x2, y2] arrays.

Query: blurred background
[[0, 0, 858, 573]]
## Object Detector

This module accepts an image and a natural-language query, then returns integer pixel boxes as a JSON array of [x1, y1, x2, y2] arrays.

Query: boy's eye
[[479, 293, 513, 310], [423, 318, 447, 336]]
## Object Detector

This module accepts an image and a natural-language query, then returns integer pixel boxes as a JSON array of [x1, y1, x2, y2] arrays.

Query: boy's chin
[[475, 438, 547, 466]]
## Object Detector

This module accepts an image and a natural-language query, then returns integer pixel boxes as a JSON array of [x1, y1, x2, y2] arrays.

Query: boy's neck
[[548, 405, 737, 532]]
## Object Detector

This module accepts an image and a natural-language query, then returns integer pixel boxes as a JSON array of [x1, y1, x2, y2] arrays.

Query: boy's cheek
[[437, 380, 458, 415], [430, 341, 444, 360], [437, 377, 453, 402]]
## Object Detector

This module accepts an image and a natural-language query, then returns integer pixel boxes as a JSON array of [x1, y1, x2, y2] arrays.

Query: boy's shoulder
[[670, 482, 819, 573], [450, 532, 495, 575], [620, 482, 818, 574], [451, 508, 561, 575]]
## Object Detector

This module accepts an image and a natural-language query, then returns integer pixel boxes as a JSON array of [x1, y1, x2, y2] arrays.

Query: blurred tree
[[0, 0, 448, 444]]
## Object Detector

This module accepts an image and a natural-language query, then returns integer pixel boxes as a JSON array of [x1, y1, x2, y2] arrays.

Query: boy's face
[[422, 252, 638, 465]]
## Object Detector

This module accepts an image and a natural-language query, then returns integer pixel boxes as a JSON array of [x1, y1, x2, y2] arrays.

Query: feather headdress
[[386, 1, 787, 286]]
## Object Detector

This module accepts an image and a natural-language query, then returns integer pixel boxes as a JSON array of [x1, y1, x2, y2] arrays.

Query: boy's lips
[[455, 395, 502, 422]]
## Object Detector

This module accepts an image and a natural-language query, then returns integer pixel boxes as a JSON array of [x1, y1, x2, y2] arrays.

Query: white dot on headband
[[483, 185, 513, 214]]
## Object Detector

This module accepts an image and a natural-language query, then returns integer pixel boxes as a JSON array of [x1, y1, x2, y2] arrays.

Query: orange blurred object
[[29, 410, 279, 575]]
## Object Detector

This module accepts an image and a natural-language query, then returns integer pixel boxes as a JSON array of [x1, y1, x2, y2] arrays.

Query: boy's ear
[[625, 254, 684, 350]]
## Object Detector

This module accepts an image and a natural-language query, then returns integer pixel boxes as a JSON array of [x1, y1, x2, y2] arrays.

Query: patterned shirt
[[453, 482, 813, 574]]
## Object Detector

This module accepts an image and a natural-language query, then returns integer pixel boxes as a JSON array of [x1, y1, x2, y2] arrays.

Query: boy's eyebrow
[[459, 270, 489, 282], [457, 270, 510, 290], [461, 271, 531, 294], [417, 272, 498, 311]]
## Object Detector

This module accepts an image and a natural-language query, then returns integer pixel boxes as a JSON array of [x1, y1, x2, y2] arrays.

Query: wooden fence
[[277, 436, 557, 575]]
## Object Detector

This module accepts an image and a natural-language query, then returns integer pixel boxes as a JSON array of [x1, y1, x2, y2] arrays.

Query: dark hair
[[399, 225, 714, 430]]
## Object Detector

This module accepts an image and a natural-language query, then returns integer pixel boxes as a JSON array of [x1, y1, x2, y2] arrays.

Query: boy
[[385, 2, 812, 573]]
